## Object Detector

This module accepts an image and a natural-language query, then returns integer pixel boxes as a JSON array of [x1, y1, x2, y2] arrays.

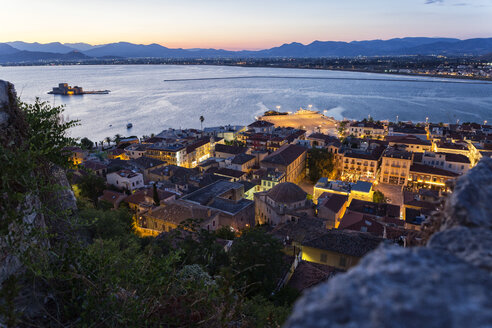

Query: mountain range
[[0, 37, 491, 63]]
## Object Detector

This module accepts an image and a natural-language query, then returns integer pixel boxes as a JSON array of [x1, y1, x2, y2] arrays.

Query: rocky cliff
[[0, 80, 78, 323], [284, 158, 492, 328]]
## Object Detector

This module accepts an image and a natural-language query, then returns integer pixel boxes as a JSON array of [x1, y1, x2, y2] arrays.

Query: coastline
[[1, 61, 491, 83]]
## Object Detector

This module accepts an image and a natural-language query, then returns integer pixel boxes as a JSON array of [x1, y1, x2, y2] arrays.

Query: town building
[[65, 146, 87, 165], [339, 141, 384, 181], [253, 168, 286, 192], [402, 190, 439, 230], [81, 160, 107, 177], [207, 167, 246, 182], [145, 144, 186, 166], [123, 187, 176, 213], [214, 143, 248, 159], [307, 133, 342, 153], [254, 182, 309, 226], [146, 165, 198, 193], [107, 148, 129, 160], [338, 214, 404, 239], [408, 163, 459, 191], [379, 147, 413, 185], [183, 137, 212, 168], [203, 125, 245, 142], [98, 190, 127, 209], [316, 193, 349, 229], [130, 157, 167, 182], [180, 180, 255, 230], [125, 144, 148, 159], [386, 135, 432, 152], [313, 178, 374, 205], [248, 120, 275, 134], [432, 141, 470, 157], [260, 144, 307, 183], [348, 121, 385, 139], [106, 170, 144, 191], [421, 152, 471, 175], [301, 230, 382, 270], [138, 200, 219, 235], [350, 181, 374, 202], [118, 137, 139, 146], [347, 199, 401, 220], [388, 124, 427, 140], [224, 153, 256, 172], [313, 178, 351, 203]]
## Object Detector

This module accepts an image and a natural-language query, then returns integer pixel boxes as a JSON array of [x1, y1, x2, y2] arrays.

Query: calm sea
[[1, 64, 491, 142]]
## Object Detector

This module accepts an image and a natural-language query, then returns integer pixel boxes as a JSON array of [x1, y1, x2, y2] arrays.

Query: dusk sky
[[2, 0, 491, 50]]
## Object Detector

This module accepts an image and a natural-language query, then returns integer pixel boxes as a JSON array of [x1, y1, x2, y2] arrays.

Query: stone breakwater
[[284, 158, 492, 328]]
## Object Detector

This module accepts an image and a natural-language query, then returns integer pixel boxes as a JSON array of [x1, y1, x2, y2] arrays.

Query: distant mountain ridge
[[0, 37, 491, 63], [0, 50, 90, 64]]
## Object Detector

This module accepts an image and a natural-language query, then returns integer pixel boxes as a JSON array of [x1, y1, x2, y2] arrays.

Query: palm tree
[[105, 137, 111, 147], [199, 116, 204, 130]]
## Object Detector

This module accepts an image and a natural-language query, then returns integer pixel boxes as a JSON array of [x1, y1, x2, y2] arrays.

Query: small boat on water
[[127, 123, 133, 129]]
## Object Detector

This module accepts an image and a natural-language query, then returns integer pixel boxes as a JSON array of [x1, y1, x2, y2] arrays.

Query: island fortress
[[48, 83, 110, 95]]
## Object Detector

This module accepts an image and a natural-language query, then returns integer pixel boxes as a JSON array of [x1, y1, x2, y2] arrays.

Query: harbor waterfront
[[1, 64, 491, 141]]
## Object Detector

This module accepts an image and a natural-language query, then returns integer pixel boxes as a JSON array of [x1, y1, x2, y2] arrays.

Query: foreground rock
[[284, 158, 492, 328]]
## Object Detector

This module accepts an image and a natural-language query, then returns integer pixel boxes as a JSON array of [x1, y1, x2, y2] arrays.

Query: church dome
[[266, 182, 307, 204]]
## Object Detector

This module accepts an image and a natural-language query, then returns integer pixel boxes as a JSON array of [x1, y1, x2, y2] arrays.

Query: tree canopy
[[80, 137, 94, 150], [373, 190, 386, 203], [308, 148, 335, 183], [230, 227, 286, 296]]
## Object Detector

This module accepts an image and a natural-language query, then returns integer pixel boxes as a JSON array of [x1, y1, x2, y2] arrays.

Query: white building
[[107, 170, 144, 191]]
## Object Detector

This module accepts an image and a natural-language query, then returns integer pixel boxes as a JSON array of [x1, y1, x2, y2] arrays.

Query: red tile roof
[[319, 193, 349, 213]]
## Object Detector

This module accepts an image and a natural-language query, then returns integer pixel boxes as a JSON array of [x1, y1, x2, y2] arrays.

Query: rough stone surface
[[285, 246, 492, 328], [285, 158, 492, 328], [440, 157, 492, 229], [428, 226, 492, 272]]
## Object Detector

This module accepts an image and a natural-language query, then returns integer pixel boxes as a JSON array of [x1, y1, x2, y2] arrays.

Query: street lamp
[[426, 117, 429, 124], [484, 120, 488, 125]]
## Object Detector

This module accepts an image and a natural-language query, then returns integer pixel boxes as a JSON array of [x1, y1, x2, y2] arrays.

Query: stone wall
[[284, 158, 492, 328]]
